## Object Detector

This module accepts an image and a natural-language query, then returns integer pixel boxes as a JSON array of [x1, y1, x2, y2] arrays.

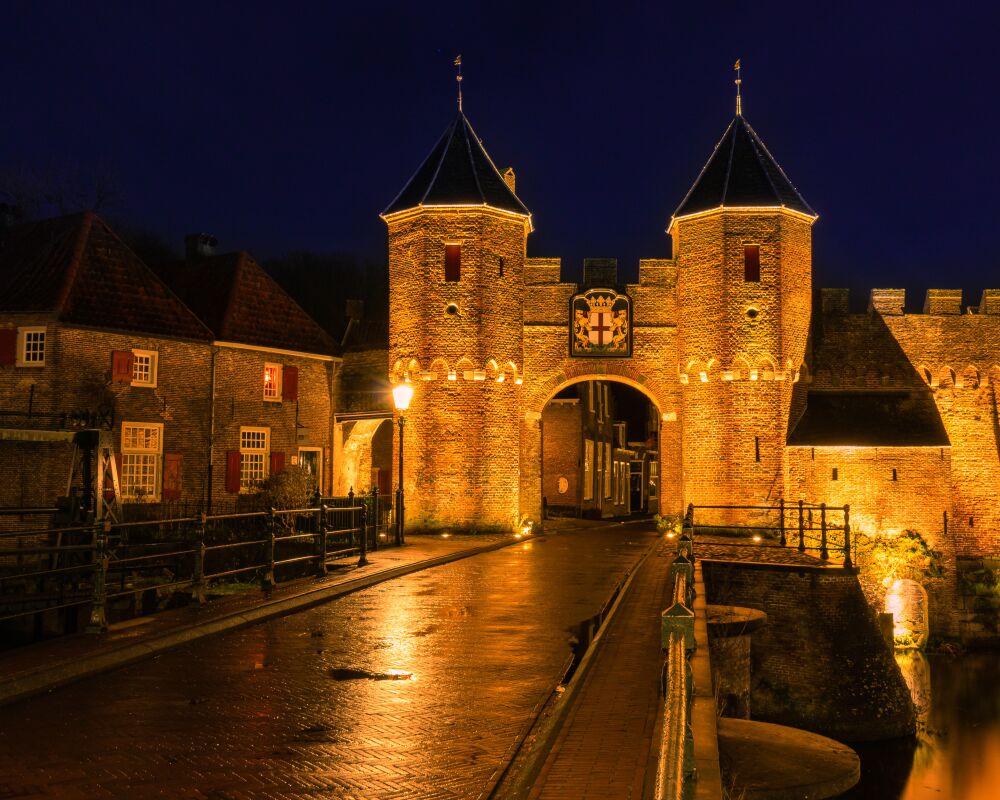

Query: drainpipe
[[207, 346, 218, 514]]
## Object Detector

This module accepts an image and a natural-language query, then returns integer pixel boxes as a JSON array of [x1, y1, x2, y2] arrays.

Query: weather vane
[[454, 55, 463, 112], [734, 58, 742, 116]]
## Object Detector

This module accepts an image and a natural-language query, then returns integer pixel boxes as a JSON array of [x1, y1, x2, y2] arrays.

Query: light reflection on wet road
[[0, 526, 656, 799]]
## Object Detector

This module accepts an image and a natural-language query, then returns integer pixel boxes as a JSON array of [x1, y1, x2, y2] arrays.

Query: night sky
[[3, 2, 998, 310]]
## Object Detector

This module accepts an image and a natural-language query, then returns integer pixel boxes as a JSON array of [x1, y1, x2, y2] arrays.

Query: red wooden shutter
[[270, 451, 285, 476], [444, 244, 461, 281], [226, 450, 242, 493], [112, 350, 134, 383], [163, 453, 183, 500], [744, 245, 760, 282], [283, 366, 298, 402], [0, 329, 15, 365]]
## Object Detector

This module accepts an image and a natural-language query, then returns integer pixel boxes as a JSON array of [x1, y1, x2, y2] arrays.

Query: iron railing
[[688, 499, 853, 568], [0, 489, 399, 633]]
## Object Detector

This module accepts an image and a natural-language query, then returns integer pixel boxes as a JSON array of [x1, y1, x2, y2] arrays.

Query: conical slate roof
[[672, 114, 816, 222], [383, 112, 530, 218]]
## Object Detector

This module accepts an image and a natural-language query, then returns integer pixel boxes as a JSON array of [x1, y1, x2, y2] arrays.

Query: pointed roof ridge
[[382, 111, 531, 220], [671, 114, 816, 227]]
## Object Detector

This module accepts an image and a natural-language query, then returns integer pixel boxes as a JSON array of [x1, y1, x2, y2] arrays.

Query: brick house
[[0, 213, 215, 520]]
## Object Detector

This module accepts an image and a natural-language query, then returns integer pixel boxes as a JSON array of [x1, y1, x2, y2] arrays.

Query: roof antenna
[[454, 54, 463, 112], [734, 58, 742, 116]]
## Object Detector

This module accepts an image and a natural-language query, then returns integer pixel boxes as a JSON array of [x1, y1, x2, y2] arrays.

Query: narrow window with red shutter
[[112, 351, 134, 383], [163, 453, 183, 500], [270, 452, 285, 476], [744, 245, 760, 282], [0, 329, 16, 366], [226, 450, 242, 493], [283, 366, 298, 402], [444, 244, 461, 282]]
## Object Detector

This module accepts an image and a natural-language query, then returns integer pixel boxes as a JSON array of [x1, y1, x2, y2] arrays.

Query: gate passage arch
[[518, 363, 681, 522]]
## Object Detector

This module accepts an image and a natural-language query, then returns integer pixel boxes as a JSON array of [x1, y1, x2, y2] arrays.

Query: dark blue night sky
[[3, 1, 998, 308]]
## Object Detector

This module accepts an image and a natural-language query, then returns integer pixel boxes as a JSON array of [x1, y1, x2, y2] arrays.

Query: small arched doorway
[[884, 578, 930, 649], [335, 417, 394, 496]]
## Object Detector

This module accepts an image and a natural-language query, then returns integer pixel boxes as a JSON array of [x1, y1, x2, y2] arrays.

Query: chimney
[[502, 167, 516, 194], [341, 299, 365, 347], [184, 233, 218, 261]]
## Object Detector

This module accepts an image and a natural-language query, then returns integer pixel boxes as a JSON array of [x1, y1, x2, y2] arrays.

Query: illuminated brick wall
[[672, 210, 813, 518], [541, 401, 581, 511], [385, 208, 528, 530]]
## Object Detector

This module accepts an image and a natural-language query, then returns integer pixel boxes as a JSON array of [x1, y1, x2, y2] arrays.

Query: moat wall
[[702, 559, 915, 741]]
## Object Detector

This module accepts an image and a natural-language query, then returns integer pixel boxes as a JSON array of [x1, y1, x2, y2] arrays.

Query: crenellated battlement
[[823, 287, 1000, 316]]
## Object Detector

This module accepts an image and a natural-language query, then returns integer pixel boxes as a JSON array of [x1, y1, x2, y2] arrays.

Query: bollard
[[355, 490, 369, 567], [315, 504, 328, 577], [820, 503, 829, 560], [263, 508, 277, 594], [192, 513, 207, 606], [843, 504, 853, 569], [86, 520, 110, 633]]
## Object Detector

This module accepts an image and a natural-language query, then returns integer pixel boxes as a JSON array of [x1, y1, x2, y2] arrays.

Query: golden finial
[[734, 58, 742, 116], [454, 55, 463, 112]]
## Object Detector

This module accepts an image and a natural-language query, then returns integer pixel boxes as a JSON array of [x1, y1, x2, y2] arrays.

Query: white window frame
[[583, 439, 594, 501], [131, 349, 158, 387], [604, 442, 612, 498], [240, 426, 270, 492], [297, 446, 323, 491], [120, 421, 163, 502], [17, 326, 46, 367], [263, 363, 282, 401]]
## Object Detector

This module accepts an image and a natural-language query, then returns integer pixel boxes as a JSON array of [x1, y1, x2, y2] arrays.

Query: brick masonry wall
[[672, 210, 813, 519], [703, 560, 916, 741], [541, 402, 581, 510]]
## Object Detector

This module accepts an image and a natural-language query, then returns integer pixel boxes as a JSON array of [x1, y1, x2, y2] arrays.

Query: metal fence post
[[86, 520, 110, 633], [778, 498, 786, 547], [356, 489, 369, 567], [798, 499, 805, 553], [370, 486, 379, 552], [843, 504, 853, 569], [192, 512, 207, 606], [263, 508, 276, 594], [820, 503, 829, 560], [316, 504, 328, 577]]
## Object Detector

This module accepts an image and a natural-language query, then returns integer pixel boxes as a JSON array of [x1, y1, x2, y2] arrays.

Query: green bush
[[262, 466, 315, 510]]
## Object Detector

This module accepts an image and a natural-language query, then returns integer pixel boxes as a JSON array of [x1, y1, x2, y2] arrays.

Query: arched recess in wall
[[917, 365, 935, 387], [960, 365, 980, 389], [938, 366, 957, 389], [336, 418, 394, 496], [884, 578, 930, 649]]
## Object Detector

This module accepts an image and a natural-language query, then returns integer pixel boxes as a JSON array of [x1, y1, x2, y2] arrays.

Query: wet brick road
[[0, 525, 657, 799]]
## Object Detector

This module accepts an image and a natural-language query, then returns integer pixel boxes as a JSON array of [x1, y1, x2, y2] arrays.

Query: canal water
[[838, 650, 1000, 799]]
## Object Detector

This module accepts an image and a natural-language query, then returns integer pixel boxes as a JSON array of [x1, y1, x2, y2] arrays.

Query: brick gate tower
[[382, 111, 532, 530], [670, 104, 817, 515]]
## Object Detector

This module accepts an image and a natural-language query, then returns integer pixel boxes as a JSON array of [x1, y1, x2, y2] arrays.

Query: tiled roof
[[673, 114, 816, 222], [165, 252, 340, 357], [0, 213, 213, 340], [382, 112, 530, 218], [788, 392, 950, 447]]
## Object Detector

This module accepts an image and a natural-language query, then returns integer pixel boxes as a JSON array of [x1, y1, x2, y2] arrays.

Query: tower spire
[[734, 58, 742, 116], [454, 54, 463, 112]]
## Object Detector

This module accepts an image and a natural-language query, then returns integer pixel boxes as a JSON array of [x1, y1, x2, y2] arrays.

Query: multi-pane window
[[18, 327, 46, 366], [263, 363, 282, 401], [240, 427, 270, 491], [604, 443, 612, 498], [583, 440, 594, 501], [648, 460, 659, 499], [132, 349, 158, 387], [121, 422, 163, 501]]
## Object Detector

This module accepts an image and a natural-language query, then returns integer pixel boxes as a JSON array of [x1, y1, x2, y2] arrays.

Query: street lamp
[[391, 382, 414, 546]]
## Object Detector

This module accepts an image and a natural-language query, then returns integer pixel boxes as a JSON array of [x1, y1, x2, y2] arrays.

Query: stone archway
[[884, 578, 930, 649], [335, 418, 393, 496], [519, 366, 679, 523]]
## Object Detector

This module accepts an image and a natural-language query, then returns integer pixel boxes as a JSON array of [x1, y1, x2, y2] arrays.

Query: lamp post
[[391, 383, 414, 546]]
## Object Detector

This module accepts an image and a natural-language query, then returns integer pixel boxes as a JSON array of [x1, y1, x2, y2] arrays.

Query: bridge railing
[[654, 505, 698, 800], [689, 499, 853, 568], [0, 489, 394, 634]]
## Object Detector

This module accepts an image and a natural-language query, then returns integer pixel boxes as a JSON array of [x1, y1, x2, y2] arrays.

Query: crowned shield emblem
[[570, 288, 631, 357]]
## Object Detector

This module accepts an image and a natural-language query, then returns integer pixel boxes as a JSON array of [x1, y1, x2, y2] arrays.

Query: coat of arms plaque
[[569, 288, 631, 358]]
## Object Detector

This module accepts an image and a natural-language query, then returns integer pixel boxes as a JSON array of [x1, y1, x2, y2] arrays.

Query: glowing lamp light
[[752, 535, 762, 543], [392, 383, 414, 411]]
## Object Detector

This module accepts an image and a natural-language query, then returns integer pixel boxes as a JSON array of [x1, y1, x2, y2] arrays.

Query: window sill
[[263, 397, 282, 403]]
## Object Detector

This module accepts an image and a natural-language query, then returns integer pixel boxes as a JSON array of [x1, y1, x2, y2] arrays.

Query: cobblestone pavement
[[0, 523, 657, 799]]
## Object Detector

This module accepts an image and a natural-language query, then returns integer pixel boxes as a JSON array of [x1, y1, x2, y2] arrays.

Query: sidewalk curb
[[487, 531, 664, 799], [0, 534, 536, 708]]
